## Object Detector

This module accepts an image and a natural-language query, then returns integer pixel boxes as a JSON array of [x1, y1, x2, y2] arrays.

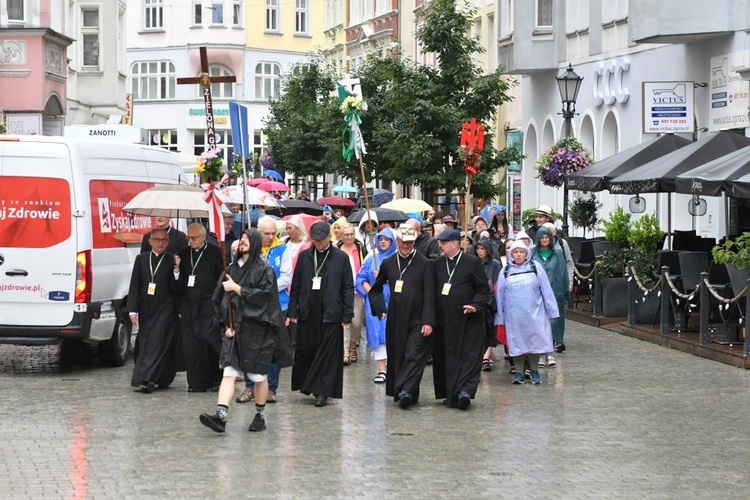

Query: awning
[[674, 145, 750, 196], [567, 134, 692, 192], [608, 131, 750, 194]]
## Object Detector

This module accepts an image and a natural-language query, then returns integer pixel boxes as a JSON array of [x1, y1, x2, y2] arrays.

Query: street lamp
[[556, 63, 583, 237]]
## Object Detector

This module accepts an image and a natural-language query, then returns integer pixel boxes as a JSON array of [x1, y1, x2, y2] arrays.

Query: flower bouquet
[[197, 147, 224, 183], [535, 137, 592, 188], [259, 150, 275, 171], [341, 94, 368, 162], [340, 95, 368, 114], [459, 145, 483, 176]]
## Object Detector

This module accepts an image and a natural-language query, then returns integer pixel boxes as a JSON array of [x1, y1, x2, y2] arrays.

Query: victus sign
[[642, 81, 694, 134]]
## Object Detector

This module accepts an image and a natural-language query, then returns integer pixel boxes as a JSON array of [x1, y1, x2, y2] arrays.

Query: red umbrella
[[317, 196, 355, 208], [258, 180, 290, 192], [281, 213, 323, 233], [247, 178, 266, 187]]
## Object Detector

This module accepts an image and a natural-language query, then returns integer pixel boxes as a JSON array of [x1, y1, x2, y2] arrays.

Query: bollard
[[593, 262, 603, 317], [660, 265, 670, 336], [699, 271, 709, 345], [745, 279, 750, 357], [627, 260, 636, 325]]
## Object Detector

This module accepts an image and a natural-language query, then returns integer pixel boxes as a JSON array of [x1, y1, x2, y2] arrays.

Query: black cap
[[310, 221, 330, 241], [436, 229, 461, 241]]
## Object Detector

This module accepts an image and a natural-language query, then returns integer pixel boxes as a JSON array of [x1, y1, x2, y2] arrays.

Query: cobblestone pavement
[[2, 321, 750, 499]]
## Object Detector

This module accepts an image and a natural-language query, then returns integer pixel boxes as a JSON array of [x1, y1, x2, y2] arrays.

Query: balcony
[[497, 34, 556, 74], [629, 0, 746, 44]]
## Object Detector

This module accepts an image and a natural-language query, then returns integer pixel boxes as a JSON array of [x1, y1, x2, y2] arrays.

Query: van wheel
[[100, 311, 132, 367]]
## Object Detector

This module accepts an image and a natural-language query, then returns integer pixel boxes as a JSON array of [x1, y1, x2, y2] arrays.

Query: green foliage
[[569, 194, 602, 238], [601, 206, 631, 248], [521, 207, 563, 228], [263, 0, 522, 196], [713, 232, 750, 270]]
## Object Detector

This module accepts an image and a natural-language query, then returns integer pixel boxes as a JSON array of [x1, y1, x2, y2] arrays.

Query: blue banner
[[229, 101, 250, 157]]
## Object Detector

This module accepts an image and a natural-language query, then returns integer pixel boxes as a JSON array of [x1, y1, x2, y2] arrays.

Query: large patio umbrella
[[674, 145, 750, 196], [608, 131, 750, 195], [568, 134, 692, 192]]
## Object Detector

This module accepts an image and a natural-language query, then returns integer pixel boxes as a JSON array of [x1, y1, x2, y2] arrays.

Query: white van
[[0, 136, 189, 366]]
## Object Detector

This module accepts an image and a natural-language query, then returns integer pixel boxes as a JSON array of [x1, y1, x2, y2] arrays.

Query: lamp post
[[556, 63, 583, 237]]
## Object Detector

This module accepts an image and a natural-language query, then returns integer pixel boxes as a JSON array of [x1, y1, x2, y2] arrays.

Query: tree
[[264, 0, 521, 197]]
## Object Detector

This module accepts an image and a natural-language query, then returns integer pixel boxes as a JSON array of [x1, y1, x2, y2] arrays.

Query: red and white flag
[[202, 183, 226, 242]]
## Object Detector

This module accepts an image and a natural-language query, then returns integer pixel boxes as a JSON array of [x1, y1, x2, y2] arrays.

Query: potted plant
[[569, 194, 602, 238], [597, 206, 631, 316], [535, 137, 593, 188], [627, 213, 665, 323]]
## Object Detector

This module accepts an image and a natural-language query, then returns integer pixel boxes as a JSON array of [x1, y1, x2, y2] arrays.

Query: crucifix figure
[[177, 47, 236, 151]]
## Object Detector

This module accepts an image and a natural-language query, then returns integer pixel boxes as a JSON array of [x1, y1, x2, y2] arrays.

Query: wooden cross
[[177, 47, 236, 151]]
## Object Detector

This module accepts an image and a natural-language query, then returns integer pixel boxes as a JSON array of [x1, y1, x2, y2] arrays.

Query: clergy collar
[[152, 251, 163, 258], [446, 249, 462, 260], [398, 249, 415, 258]]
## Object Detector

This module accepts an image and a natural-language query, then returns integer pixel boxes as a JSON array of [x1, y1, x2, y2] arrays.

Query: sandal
[[343, 355, 351, 366], [482, 359, 492, 372], [235, 388, 254, 404], [373, 371, 386, 384], [349, 348, 358, 363]]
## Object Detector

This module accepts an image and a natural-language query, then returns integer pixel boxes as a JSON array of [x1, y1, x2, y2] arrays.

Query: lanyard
[[150, 252, 165, 282], [190, 245, 206, 275], [313, 249, 330, 277], [397, 250, 415, 280], [444, 251, 462, 284]]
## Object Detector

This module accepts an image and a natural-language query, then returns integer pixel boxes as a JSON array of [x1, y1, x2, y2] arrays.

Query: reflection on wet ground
[[2, 322, 750, 498]]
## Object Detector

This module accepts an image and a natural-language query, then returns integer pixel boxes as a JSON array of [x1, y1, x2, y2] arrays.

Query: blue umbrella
[[332, 185, 358, 194], [480, 204, 506, 221], [263, 169, 283, 181], [370, 188, 395, 207]]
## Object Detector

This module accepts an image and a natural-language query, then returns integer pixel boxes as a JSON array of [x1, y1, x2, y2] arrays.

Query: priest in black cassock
[[431, 228, 492, 410], [175, 223, 225, 392], [368, 224, 435, 410], [128, 228, 181, 393], [140, 216, 188, 255], [288, 221, 353, 408]]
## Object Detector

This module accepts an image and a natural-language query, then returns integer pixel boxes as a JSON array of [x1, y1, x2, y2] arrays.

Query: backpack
[[504, 260, 537, 279]]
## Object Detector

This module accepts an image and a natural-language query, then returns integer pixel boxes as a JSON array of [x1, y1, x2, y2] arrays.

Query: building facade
[[502, 0, 750, 240], [125, 0, 321, 174]]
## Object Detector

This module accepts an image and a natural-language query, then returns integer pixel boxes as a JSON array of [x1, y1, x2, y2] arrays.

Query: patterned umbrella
[[220, 185, 279, 207]]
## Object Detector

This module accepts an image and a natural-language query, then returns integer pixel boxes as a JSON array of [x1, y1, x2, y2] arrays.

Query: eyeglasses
[[187, 235, 204, 241], [151, 238, 168, 243]]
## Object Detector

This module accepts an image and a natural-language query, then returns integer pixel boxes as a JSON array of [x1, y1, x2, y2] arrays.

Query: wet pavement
[[2, 321, 750, 498]]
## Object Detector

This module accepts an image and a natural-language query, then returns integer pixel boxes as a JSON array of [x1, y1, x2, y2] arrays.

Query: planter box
[[602, 277, 629, 317], [632, 286, 660, 324]]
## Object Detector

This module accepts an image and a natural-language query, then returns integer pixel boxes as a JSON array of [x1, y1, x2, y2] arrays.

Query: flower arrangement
[[535, 137, 592, 188], [259, 150, 275, 171], [340, 95, 368, 114], [197, 147, 224, 183], [459, 145, 483, 176], [229, 151, 244, 175]]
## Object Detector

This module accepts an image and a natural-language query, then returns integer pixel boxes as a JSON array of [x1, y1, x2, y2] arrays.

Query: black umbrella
[[280, 199, 323, 216], [567, 134, 692, 192], [608, 131, 750, 194], [347, 207, 408, 224], [674, 145, 750, 196]]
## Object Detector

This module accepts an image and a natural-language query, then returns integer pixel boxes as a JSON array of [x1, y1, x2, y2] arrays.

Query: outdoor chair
[[652, 250, 683, 328], [573, 239, 597, 308], [723, 263, 750, 344], [565, 236, 585, 265], [677, 252, 713, 332]]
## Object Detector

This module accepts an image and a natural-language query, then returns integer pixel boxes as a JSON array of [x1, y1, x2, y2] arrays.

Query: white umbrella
[[220, 185, 279, 207], [124, 184, 231, 218], [381, 198, 433, 213]]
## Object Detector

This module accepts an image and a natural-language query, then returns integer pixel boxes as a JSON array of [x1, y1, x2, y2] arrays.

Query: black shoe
[[555, 343, 566, 353], [248, 413, 266, 432], [457, 391, 471, 410], [199, 412, 226, 433], [426, 355, 433, 365], [138, 381, 155, 394], [443, 397, 457, 408], [314, 395, 328, 407], [398, 391, 412, 409]]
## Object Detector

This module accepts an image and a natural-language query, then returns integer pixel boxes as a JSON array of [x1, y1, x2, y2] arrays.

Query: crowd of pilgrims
[[126, 203, 570, 433]]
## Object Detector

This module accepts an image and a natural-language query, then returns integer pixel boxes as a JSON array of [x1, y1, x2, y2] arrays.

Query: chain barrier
[[662, 271, 698, 306], [626, 264, 662, 296], [702, 278, 748, 305], [573, 261, 599, 282]]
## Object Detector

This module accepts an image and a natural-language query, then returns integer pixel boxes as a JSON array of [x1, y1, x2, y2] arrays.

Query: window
[[566, 0, 589, 32], [131, 61, 176, 100], [375, 0, 388, 17], [349, 0, 362, 25], [198, 65, 234, 99], [265, 0, 279, 31], [147, 129, 178, 151], [295, 0, 308, 34], [8, 0, 24, 22], [193, 129, 234, 160], [325, 0, 341, 30], [535, 0, 552, 29], [255, 62, 281, 100], [253, 130, 268, 165], [193, 1, 202, 25], [602, 0, 627, 24], [81, 8, 100, 68], [500, 0, 514, 38], [211, 1, 224, 24], [233, 0, 242, 26], [144, 0, 164, 29]]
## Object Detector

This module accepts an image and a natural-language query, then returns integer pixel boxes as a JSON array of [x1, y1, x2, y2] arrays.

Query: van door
[[0, 140, 78, 328]]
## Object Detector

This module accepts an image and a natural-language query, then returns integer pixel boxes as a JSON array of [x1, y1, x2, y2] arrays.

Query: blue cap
[[436, 229, 461, 242]]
